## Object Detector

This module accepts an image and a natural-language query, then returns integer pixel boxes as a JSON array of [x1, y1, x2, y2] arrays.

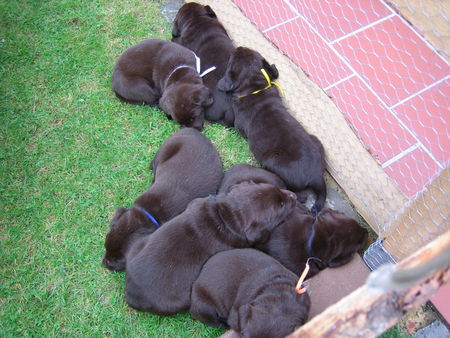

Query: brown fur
[[218, 163, 286, 194], [102, 128, 223, 271], [190, 248, 310, 338], [112, 39, 213, 129], [257, 206, 369, 278], [172, 3, 235, 126], [218, 47, 327, 214], [124, 182, 297, 315]]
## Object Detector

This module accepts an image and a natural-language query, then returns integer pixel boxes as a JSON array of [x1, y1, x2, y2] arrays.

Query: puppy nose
[[102, 256, 111, 269]]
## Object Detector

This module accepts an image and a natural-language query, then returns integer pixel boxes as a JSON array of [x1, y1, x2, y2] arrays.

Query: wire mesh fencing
[[231, 0, 449, 261]]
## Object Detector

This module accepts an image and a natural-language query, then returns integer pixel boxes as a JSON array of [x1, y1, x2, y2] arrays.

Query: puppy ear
[[234, 304, 270, 336], [158, 91, 175, 120], [215, 201, 239, 228], [262, 59, 279, 80], [245, 221, 272, 245], [109, 207, 128, 228], [228, 304, 251, 331], [203, 94, 213, 107], [195, 87, 213, 107], [204, 5, 217, 18], [328, 253, 356, 268]]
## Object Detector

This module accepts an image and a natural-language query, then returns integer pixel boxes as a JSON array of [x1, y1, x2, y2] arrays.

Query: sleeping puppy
[[102, 128, 223, 271], [190, 248, 311, 338], [112, 38, 213, 129], [217, 163, 366, 278], [125, 182, 297, 315], [218, 47, 327, 214], [218, 163, 286, 195], [256, 205, 368, 279], [172, 3, 235, 126]]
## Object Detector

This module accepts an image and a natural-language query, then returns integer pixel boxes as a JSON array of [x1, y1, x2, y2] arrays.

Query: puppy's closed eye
[[203, 5, 217, 18]]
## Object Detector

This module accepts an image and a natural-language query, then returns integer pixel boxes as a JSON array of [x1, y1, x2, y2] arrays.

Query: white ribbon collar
[[166, 52, 217, 83], [192, 51, 216, 77]]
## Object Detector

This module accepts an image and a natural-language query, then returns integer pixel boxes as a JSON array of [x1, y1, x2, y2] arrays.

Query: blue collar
[[135, 206, 160, 228]]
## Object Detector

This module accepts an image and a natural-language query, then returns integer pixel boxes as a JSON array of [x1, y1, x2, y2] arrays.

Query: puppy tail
[[310, 181, 327, 216]]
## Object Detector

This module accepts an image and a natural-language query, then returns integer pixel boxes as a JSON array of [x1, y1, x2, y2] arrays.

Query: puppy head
[[159, 84, 213, 130], [313, 208, 368, 268], [218, 47, 278, 96], [172, 3, 217, 42], [235, 291, 310, 338], [102, 207, 154, 271], [224, 182, 297, 245]]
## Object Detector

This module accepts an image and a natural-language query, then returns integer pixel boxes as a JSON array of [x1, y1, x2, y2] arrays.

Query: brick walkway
[[232, 0, 449, 199]]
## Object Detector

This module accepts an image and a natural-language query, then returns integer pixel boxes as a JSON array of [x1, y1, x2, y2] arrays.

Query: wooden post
[[288, 231, 450, 338]]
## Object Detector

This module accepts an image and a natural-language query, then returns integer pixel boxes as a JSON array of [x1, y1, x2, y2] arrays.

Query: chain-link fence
[[229, 0, 449, 262]]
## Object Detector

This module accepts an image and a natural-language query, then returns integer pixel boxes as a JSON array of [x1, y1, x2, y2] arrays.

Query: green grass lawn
[[0, 0, 253, 335]]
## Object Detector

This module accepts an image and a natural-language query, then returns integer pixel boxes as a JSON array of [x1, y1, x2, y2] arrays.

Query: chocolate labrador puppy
[[172, 3, 235, 126], [218, 163, 286, 195], [190, 248, 311, 338], [218, 47, 327, 214], [112, 38, 213, 129], [125, 182, 297, 315], [257, 206, 368, 278], [102, 128, 223, 271]]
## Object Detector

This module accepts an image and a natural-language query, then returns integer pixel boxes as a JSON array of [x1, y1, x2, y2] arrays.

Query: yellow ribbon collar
[[237, 68, 284, 98]]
